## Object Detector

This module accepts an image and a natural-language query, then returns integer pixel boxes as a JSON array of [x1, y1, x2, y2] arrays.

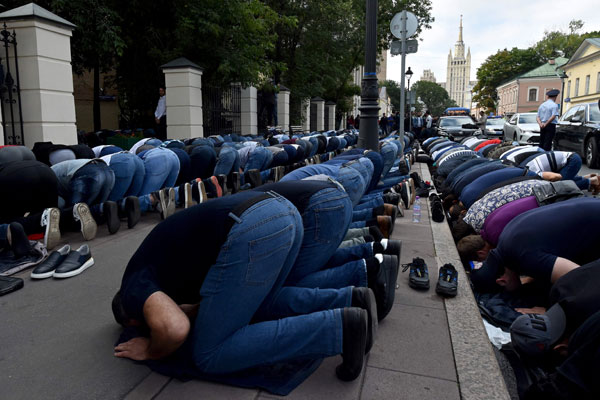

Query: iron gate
[[202, 84, 241, 136], [0, 23, 24, 145], [310, 102, 317, 132]]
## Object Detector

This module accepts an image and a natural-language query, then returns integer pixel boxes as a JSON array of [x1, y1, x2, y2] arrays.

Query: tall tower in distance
[[446, 16, 471, 108]]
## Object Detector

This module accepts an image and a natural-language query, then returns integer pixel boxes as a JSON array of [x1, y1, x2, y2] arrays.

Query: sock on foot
[[372, 241, 384, 254], [380, 238, 388, 250]]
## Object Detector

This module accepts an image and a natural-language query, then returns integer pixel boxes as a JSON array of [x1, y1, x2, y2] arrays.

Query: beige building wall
[[561, 39, 600, 112]]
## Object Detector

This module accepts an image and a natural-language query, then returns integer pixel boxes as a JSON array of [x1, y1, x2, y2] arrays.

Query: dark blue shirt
[[489, 198, 600, 283], [452, 160, 508, 194]]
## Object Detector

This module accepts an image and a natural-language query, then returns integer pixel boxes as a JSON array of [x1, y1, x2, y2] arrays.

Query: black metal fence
[[202, 84, 241, 136], [0, 23, 24, 145]]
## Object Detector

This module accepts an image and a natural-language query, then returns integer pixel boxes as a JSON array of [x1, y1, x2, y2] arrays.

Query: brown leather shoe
[[377, 215, 393, 238], [383, 204, 398, 223]]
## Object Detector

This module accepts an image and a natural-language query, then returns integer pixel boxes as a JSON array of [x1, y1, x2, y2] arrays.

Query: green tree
[[533, 20, 600, 60], [411, 80, 455, 116], [472, 48, 542, 111]]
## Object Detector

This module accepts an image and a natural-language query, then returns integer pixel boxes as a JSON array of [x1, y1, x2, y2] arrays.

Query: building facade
[[421, 69, 436, 83], [445, 16, 472, 108], [561, 38, 600, 113], [496, 58, 566, 116]]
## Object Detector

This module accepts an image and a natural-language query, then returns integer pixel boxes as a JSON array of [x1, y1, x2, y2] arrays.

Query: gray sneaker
[[73, 203, 97, 241], [183, 183, 195, 209], [53, 244, 94, 279], [157, 188, 176, 219], [41, 207, 61, 250]]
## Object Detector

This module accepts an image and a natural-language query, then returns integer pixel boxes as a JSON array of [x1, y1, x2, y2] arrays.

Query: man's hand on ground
[[114, 337, 151, 361]]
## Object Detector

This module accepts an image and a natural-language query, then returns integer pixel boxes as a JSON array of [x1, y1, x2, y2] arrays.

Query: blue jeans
[[68, 162, 115, 207], [138, 147, 180, 196], [190, 145, 217, 179], [107, 153, 143, 202], [352, 207, 375, 222], [285, 186, 354, 287], [356, 196, 384, 210], [214, 146, 240, 176], [336, 166, 366, 207], [190, 195, 343, 374], [270, 149, 288, 167], [380, 142, 397, 178], [328, 243, 373, 268], [245, 147, 273, 172]]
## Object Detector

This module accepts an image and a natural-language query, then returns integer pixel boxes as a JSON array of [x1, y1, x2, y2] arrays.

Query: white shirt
[[426, 115, 433, 128], [155, 95, 166, 119]]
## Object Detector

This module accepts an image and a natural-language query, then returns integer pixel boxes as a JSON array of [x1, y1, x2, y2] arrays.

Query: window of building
[[567, 80, 571, 98], [575, 78, 579, 97], [585, 75, 590, 95], [528, 88, 538, 102]]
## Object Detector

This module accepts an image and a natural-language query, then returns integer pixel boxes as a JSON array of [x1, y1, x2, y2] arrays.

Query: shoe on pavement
[[183, 183, 194, 209], [228, 172, 240, 194], [431, 199, 445, 223], [73, 203, 97, 241], [403, 257, 430, 290], [104, 201, 120, 235], [335, 307, 368, 381], [210, 176, 223, 197], [216, 174, 228, 196], [157, 188, 170, 220], [368, 255, 399, 321], [351, 287, 378, 354], [31, 244, 70, 279], [383, 239, 402, 261], [53, 244, 94, 279], [383, 204, 398, 223], [197, 179, 207, 203], [376, 215, 393, 238], [436, 263, 458, 297], [124, 196, 141, 228], [41, 207, 61, 250], [244, 169, 262, 188]]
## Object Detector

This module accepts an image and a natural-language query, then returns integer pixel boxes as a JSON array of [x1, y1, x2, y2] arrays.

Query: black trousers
[[157, 115, 167, 141], [539, 123, 556, 151]]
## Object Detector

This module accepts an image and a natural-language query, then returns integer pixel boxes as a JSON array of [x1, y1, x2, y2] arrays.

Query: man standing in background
[[154, 87, 167, 141], [537, 89, 560, 151]]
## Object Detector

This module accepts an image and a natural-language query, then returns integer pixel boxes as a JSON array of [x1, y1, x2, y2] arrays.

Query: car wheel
[[585, 138, 600, 168], [513, 133, 517, 143]]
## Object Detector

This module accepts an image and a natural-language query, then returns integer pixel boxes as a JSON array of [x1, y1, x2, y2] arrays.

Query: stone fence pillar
[[241, 86, 257, 136], [311, 97, 325, 131], [277, 85, 290, 132], [0, 3, 77, 147], [162, 57, 203, 139], [326, 101, 336, 130]]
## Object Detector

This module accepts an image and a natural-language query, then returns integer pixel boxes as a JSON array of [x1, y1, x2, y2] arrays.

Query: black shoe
[[368, 226, 384, 242], [431, 199, 445, 223], [217, 174, 228, 195], [409, 172, 422, 188], [228, 172, 241, 194], [53, 244, 94, 279], [244, 169, 262, 188], [104, 201, 120, 235], [397, 184, 410, 210], [383, 239, 402, 261], [368, 255, 399, 321], [383, 193, 400, 207], [124, 196, 141, 228], [402, 257, 430, 290], [335, 307, 368, 381], [8, 222, 32, 258], [31, 244, 70, 279], [436, 264, 458, 297], [351, 287, 378, 354]]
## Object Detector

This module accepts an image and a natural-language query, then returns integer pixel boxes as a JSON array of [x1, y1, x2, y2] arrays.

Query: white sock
[[375, 253, 384, 264], [380, 238, 388, 250]]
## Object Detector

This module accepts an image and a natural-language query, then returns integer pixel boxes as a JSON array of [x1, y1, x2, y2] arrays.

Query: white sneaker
[[41, 208, 61, 250], [73, 203, 97, 241]]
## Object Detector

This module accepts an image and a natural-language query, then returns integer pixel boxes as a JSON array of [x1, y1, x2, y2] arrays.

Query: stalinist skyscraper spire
[[446, 15, 472, 108]]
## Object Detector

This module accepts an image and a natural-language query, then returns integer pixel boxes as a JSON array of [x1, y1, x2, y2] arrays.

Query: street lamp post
[[357, 0, 380, 151], [406, 67, 413, 133]]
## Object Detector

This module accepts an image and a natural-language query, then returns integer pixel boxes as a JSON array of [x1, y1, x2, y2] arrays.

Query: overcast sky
[[387, 0, 600, 84]]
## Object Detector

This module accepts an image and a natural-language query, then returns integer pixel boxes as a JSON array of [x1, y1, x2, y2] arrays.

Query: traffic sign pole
[[399, 10, 407, 142]]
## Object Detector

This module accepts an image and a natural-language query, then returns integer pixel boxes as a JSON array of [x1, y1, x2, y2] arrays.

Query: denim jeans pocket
[[314, 204, 345, 244], [246, 224, 293, 285]]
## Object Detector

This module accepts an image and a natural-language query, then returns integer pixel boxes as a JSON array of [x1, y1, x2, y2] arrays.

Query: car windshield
[[518, 114, 537, 124], [440, 117, 473, 127], [486, 119, 504, 126], [590, 104, 600, 122]]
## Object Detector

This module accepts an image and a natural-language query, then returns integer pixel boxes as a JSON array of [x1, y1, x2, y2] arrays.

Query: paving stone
[[392, 222, 433, 243], [155, 379, 258, 400], [259, 356, 362, 400], [368, 303, 457, 382], [124, 373, 171, 400], [361, 366, 460, 400]]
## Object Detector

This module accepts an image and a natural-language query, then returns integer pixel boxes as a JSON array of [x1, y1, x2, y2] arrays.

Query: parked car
[[555, 102, 600, 168], [481, 117, 505, 139], [436, 116, 478, 140], [503, 113, 540, 145]]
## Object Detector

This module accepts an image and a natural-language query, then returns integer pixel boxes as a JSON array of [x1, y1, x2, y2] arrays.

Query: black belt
[[225, 193, 273, 232]]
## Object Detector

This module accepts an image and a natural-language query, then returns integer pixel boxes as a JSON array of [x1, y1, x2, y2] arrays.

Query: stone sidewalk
[[0, 163, 510, 400]]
